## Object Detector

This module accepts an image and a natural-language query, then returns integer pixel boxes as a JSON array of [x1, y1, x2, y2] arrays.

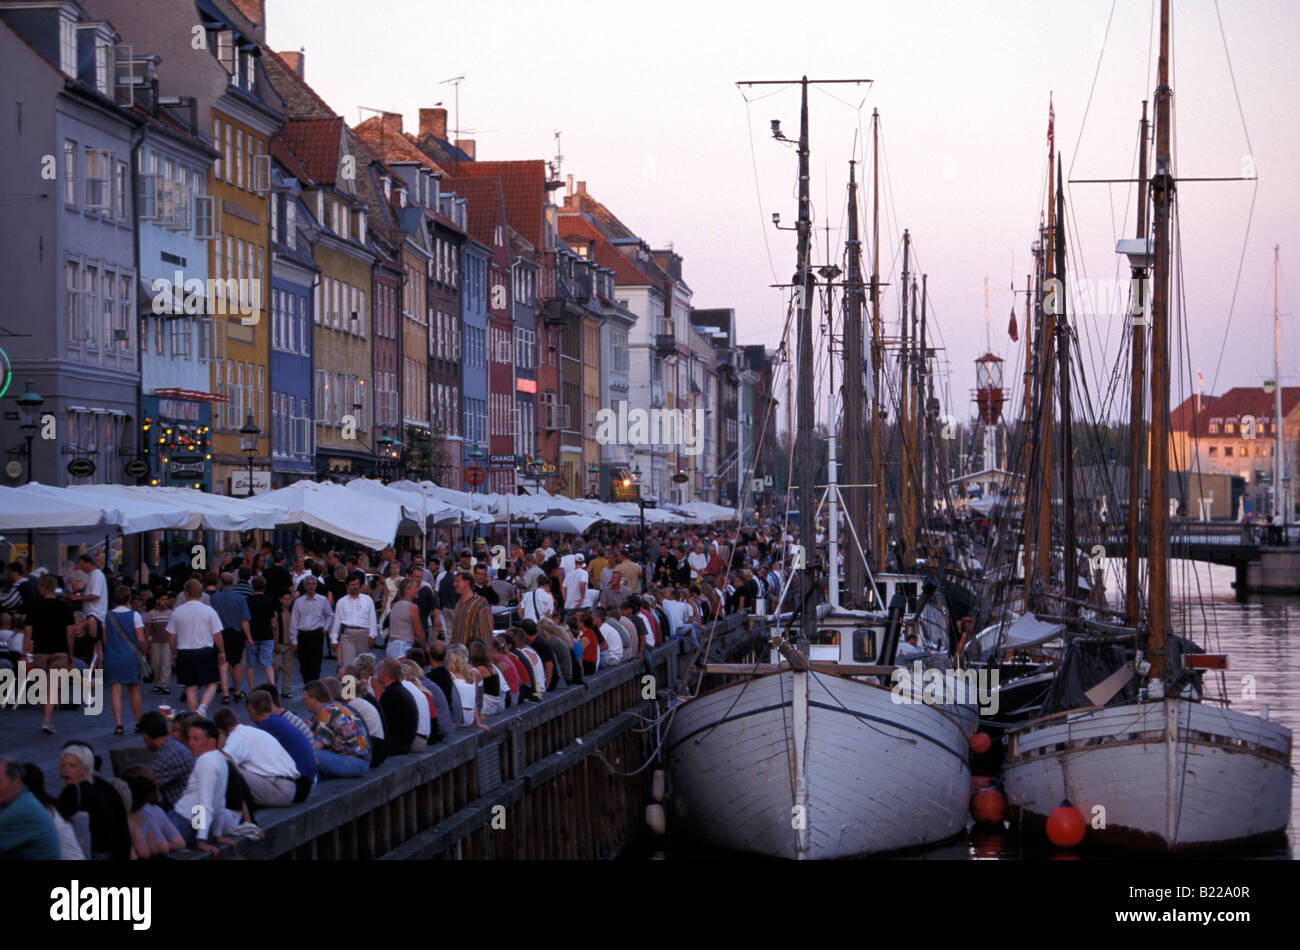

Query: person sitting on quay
[[302, 680, 370, 779]]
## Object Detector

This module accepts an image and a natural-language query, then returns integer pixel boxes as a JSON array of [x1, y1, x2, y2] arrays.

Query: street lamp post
[[17, 377, 44, 561], [239, 411, 261, 497], [624, 464, 646, 592]]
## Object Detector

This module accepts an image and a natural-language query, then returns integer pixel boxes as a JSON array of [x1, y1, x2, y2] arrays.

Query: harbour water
[[629, 559, 1299, 860]]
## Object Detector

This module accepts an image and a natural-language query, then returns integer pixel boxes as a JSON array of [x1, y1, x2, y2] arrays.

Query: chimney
[[576, 180, 587, 195], [229, 0, 266, 41], [455, 139, 476, 160], [566, 174, 573, 197], [380, 111, 404, 137], [278, 48, 305, 79], [419, 107, 448, 140]]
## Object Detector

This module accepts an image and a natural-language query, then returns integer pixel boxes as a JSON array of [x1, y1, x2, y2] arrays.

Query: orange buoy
[[970, 787, 1006, 824], [1046, 801, 1086, 848], [969, 732, 992, 754], [971, 774, 993, 791]]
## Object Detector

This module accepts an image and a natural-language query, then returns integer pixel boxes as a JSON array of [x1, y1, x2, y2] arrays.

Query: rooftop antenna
[[553, 130, 564, 180], [439, 75, 466, 141]]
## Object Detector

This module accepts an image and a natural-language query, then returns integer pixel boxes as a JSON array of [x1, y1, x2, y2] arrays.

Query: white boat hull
[[1004, 699, 1293, 851], [665, 670, 972, 858]]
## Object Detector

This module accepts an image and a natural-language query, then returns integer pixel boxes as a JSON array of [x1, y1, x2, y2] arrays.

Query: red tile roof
[[557, 212, 654, 287], [278, 116, 344, 186], [1171, 387, 1300, 437], [443, 177, 504, 248], [271, 133, 314, 186], [352, 115, 447, 176], [446, 160, 548, 249]]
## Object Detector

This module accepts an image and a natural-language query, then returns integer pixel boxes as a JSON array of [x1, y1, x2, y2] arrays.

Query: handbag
[[108, 610, 153, 683]]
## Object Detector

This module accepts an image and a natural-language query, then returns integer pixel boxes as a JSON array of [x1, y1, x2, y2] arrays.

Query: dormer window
[[397, 186, 406, 208], [217, 32, 236, 82], [242, 50, 256, 94], [95, 39, 110, 96], [286, 201, 296, 250], [357, 211, 366, 244], [59, 12, 77, 78], [382, 177, 391, 200]]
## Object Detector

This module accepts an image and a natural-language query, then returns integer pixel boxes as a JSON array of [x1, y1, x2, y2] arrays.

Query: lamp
[[16, 377, 44, 484], [239, 410, 261, 496]]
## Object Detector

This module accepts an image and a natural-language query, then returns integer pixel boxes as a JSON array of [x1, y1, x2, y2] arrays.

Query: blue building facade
[[461, 239, 489, 489], [268, 164, 316, 485]]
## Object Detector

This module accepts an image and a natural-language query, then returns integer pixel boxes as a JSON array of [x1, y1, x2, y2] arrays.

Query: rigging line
[[1204, 186, 1259, 398], [742, 95, 782, 284], [1067, 0, 1119, 180], [811, 83, 870, 112], [738, 82, 797, 104], [1212, 0, 1255, 158]]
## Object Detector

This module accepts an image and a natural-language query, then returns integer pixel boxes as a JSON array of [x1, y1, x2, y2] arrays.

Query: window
[[194, 195, 218, 239], [59, 13, 77, 76], [217, 31, 236, 80], [114, 160, 129, 223], [85, 148, 111, 211], [1224, 422, 1235, 434], [235, 129, 244, 191], [1224, 446, 1234, 457], [63, 140, 77, 205], [95, 40, 110, 96], [170, 317, 190, 358], [299, 296, 308, 355], [224, 124, 234, 184], [286, 201, 296, 249], [1207, 423, 1219, 434], [213, 119, 223, 179]]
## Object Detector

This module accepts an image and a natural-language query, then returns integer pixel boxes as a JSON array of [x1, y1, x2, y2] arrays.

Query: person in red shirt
[[492, 637, 521, 703], [577, 613, 601, 676]]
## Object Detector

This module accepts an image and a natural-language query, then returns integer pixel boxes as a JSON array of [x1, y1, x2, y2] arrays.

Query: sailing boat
[[1002, 1, 1293, 851], [664, 81, 973, 859]]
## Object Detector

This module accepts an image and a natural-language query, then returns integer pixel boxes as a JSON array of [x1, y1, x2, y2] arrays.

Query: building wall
[[310, 234, 374, 476], [461, 243, 489, 487]]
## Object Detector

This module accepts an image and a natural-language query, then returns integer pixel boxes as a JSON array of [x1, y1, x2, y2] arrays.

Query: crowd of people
[[0, 520, 796, 859]]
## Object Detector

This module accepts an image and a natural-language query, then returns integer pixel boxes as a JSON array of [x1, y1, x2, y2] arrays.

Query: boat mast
[[900, 230, 913, 567], [844, 161, 867, 605], [1126, 101, 1151, 626], [1021, 272, 1032, 585], [870, 111, 887, 578], [919, 273, 930, 542], [1055, 164, 1077, 606], [794, 76, 817, 649], [1148, 0, 1174, 680], [1274, 245, 1286, 524], [1035, 149, 1057, 606]]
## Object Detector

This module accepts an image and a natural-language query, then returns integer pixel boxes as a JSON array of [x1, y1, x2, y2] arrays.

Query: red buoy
[[969, 732, 992, 754], [970, 787, 1006, 824], [1046, 801, 1086, 848]]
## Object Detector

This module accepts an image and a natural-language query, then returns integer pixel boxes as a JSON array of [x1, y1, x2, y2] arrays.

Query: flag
[[1047, 95, 1055, 150], [1008, 306, 1019, 342]]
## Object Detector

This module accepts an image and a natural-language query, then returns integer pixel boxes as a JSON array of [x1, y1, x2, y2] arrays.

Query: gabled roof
[[352, 114, 447, 176], [271, 133, 314, 186], [445, 160, 548, 250], [1172, 387, 1300, 437], [557, 211, 655, 288], [260, 44, 336, 119], [279, 116, 344, 186], [442, 176, 504, 250]]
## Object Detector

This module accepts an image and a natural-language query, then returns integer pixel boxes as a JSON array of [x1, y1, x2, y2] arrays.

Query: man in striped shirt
[[450, 572, 492, 646]]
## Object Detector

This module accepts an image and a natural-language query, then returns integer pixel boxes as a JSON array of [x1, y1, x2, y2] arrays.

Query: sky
[[265, 0, 1300, 429]]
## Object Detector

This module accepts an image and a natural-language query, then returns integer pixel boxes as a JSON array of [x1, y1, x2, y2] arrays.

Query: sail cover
[[973, 613, 1066, 660]]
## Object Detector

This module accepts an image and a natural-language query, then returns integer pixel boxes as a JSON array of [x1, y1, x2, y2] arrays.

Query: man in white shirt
[[167, 578, 226, 714], [659, 588, 698, 648], [519, 582, 555, 623], [170, 719, 240, 855], [288, 576, 333, 691], [213, 708, 300, 807], [593, 608, 624, 665], [289, 556, 311, 593], [328, 574, 375, 673], [541, 538, 556, 560], [518, 554, 545, 592], [68, 552, 107, 642], [687, 543, 709, 581], [559, 546, 577, 576], [562, 554, 588, 614]]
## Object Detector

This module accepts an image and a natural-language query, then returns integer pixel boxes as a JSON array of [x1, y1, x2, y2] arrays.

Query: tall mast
[[1148, 0, 1174, 680], [919, 273, 930, 539], [1055, 164, 1077, 606], [870, 110, 886, 577], [844, 161, 867, 605], [1275, 245, 1286, 524], [794, 76, 817, 649], [1126, 101, 1151, 626], [1021, 272, 1032, 586], [1035, 156, 1058, 604], [899, 231, 913, 567]]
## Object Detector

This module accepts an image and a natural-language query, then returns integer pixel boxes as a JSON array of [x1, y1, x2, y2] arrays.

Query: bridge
[[1084, 522, 1300, 600]]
